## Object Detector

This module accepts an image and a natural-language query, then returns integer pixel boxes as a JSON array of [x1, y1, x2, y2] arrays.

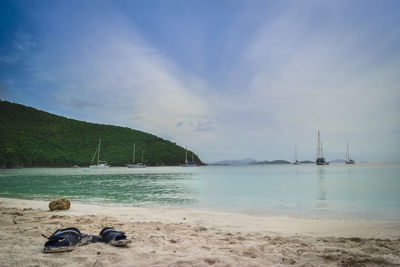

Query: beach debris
[[204, 258, 218, 265], [48, 198, 71, 211]]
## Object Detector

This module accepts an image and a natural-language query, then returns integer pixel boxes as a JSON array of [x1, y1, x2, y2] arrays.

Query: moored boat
[[316, 130, 329, 165], [293, 145, 300, 165], [127, 143, 146, 168], [90, 138, 109, 168], [182, 147, 197, 167], [345, 142, 355, 164]]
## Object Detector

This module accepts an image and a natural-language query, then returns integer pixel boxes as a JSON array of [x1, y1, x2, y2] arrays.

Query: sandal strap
[[53, 229, 81, 236], [102, 228, 124, 235]]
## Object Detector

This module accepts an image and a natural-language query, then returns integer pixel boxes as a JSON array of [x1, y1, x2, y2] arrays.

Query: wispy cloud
[[23, 8, 216, 149], [0, 55, 18, 64], [203, 1, 400, 162], [14, 32, 36, 50]]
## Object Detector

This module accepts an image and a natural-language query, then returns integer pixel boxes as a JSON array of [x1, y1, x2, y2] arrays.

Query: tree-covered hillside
[[0, 100, 201, 168]]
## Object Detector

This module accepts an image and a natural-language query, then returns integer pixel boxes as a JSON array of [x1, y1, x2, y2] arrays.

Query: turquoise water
[[0, 163, 399, 220]]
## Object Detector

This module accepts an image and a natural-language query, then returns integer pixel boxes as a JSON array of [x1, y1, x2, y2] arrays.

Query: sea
[[0, 163, 399, 220]]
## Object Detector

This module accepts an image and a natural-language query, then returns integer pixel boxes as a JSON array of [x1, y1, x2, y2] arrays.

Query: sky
[[1, 0, 399, 163]]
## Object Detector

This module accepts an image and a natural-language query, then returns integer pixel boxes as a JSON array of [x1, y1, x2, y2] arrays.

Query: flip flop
[[43, 227, 100, 253], [99, 227, 129, 246]]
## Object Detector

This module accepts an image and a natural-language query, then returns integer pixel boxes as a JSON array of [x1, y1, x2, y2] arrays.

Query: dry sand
[[0, 198, 399, 266]]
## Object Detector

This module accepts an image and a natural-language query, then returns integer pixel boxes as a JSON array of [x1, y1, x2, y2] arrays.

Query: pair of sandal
[[43, 227, 129, 253]]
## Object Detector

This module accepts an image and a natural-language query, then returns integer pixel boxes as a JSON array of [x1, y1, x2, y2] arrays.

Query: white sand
[[1, 197, 399, 266], [1, 197, 399, 238]]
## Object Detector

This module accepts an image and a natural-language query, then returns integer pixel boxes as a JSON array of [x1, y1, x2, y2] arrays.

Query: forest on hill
[[0, 100, 201, 168]]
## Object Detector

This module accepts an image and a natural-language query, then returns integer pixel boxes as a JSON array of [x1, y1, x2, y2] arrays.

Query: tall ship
[[316, 130, 329, 165], [90, 138, 109, 168], [345, 142, 355, 164], [127, 143, 146, 168], [182, 147, 197, 167]]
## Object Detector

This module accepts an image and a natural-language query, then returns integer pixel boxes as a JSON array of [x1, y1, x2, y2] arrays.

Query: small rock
[[49, 198, 71, 211]]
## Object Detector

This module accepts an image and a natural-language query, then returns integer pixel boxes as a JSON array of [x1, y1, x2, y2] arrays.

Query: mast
[[90, 143, 97, 166], [321, 142, 324, 158], [295, 145, 298, 162], [98, 138, 101, 164], [141, 150, 144, 163], [317, 130, 321, 159], [133, 143, 136, 164], [346, 142, 349, 162], [185, 147, 188, 163], [192, 153, 194, 163]]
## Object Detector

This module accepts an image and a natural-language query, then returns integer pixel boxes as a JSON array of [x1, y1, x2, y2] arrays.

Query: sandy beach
[[1, 197, 399, 266]]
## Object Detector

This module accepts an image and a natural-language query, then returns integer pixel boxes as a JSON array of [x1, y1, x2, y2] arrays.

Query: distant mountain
[[211, 158, 303, 165], [210, 158, 257, 165], [256, 160, 292, 165], [330, 159, 346, 163], [300, 160, 314, 164], [0, 100, 202, 168]]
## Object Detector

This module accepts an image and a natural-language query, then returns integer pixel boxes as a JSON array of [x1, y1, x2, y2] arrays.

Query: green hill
[[0, 100, 201, 168]]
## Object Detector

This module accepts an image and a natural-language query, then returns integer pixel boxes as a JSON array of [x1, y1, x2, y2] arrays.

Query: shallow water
[[0, 163, 399, 220]]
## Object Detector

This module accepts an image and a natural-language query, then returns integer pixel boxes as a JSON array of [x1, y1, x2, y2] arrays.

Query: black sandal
[[99, 227, 129, 246], [43, 227, 100, 253]]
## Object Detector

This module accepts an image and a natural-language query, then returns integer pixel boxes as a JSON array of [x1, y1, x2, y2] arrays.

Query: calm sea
[[0, 163, 399, 220]]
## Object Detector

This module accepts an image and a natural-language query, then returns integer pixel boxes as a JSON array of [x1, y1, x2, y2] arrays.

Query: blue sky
[[1, 0, 400, 162]]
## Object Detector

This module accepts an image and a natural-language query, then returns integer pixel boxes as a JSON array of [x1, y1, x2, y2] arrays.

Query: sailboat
[[345, 142, 355, 164], [182, 147, 197, 167], [293, 145, 300, 165], [316, 130, 329, 165], [89, 138, 109, 168], [128, 143, 146, 168]]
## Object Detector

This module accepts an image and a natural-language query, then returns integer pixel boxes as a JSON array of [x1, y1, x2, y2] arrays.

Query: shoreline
[[1, 197, 400, 266], [1, 197, 399, 239], [1, 161, 399, 169]]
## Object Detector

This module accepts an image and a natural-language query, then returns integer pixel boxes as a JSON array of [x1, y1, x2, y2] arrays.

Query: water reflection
[[317, 167, 328, 210]]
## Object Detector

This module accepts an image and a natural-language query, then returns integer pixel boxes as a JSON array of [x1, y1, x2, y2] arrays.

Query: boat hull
[[90, 165, 109, 168], [316, 158, 329, 165], [182, 163, 197, 167], [127, 163, 146, 168]]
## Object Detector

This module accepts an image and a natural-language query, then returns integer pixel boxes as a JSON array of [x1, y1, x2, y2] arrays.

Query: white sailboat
[[345, 142, 355, 164], [89, 138, 109, 168], [182, 147, 197, 167], [293, 145, 300, 165], [127, 143, 146, 168], [316, 130, 329, 165]]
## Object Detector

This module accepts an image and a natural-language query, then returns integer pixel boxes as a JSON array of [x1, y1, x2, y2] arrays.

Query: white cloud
[[24, 10, 218, 156], [202, 2, 400, 162]]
